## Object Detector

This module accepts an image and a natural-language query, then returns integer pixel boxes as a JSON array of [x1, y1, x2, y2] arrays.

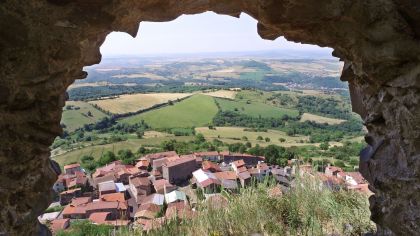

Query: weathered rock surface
[[0, 0, 419, 235]]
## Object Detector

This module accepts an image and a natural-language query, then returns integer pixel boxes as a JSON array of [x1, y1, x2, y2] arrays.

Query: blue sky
[[100, 12, 332, 56]]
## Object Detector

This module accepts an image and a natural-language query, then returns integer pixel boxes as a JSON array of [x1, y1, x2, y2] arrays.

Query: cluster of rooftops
[[42, 150, 369, 233]]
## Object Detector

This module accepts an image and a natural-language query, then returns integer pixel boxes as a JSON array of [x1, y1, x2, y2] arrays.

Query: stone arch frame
[[0, 1, 419, 235]]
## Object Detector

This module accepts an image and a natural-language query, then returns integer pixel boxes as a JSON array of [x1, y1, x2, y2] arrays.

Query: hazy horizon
[[100, 12, 333, 57]]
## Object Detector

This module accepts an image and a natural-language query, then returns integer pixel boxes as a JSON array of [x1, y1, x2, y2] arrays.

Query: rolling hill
[[61, 101, 108, 132], [120, 94, 219, 128], [215, 98, 299, 119]]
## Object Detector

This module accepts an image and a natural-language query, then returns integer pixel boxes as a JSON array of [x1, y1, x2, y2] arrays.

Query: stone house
[[85, 201, 128, 220], [162, 156, 197, 184], [63, 163, 82, 175], [59, 188, 81, 205], [129, 176, 152, 202], [98, 181, 117, 197]]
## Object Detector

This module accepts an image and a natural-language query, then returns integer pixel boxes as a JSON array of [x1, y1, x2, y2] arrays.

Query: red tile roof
[[130, 176, 151, 187], [138, 203, 161, 212], [101, 193, 125, 202], [202, 161, 222, 172], [86, 201, 127, 211], [89, 212, 110, 224], [163, 156, 196, 168], [142, 151, 178, 161], [214, 171, 237, 180], [64, 163, 80, 170], [62, 205, 86, 216], [136, 159, 150, 168], [70, 197, 92, 207], [232, 160, 245, 168], [50, 219, 70, 233]]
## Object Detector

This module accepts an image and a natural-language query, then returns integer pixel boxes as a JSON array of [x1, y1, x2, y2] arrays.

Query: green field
[[52, 136, 194, 166], [216, 98, 299, 118], [196, 126, 314, 147], [61, 101, 108, 132], [239, 70, 266, 81], [120, 94, 219, 129]]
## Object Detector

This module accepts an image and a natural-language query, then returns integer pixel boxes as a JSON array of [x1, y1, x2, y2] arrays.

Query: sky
[[100, 12, 332, 56]]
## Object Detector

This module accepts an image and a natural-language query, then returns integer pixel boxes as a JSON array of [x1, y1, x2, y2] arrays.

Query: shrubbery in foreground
[[59, 177, 375, 236]]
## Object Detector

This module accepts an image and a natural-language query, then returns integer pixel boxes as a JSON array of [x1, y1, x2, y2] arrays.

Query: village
[[41, 150, 370, 234]]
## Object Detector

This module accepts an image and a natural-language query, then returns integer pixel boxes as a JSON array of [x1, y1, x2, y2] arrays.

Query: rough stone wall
[[0, 0, 419, 235]]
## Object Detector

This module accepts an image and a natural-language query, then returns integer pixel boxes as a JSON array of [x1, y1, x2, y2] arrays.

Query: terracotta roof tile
[[89, 212, 110, 224], [101, 193, 125, 202], [214, 171, 237, 180], [50, 219, 69, 233], [64, 163, 80, 170]]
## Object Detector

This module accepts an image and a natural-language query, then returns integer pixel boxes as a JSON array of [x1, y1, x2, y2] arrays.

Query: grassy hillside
[[196, 126, 312, 147], [61, 101, 108, 132], [120, 95, 219, 129], [215, 98, 299, 119], [52, 136, 194, 166]]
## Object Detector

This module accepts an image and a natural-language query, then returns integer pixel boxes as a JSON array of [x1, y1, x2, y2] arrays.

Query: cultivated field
[[300, 113, 346, 125], [216, 98, 299, 119], [112, 72, 168, 80], [88, 93, 192, 114], [196, 126, 311, 147], [120, 95, 219, 129], [52, 136, 194, 166], [61, 101, 108, 132], [202, 90, 237, 99]]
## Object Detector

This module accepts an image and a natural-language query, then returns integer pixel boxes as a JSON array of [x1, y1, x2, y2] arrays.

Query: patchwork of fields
[[55, 89, 358, 168], [88, 92, 192, 114], [120, 94, 219, 129], [195, 127, 310, 147], [62, 101, 108, 132], [201, 90, 237, 99], [300, 113, 346, 125], [216, 98, 299, 118]]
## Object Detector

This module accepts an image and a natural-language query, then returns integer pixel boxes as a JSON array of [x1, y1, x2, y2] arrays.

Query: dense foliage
[[297, 95, 351, 119]]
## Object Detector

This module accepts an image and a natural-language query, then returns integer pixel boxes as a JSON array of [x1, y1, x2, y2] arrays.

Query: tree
[[87, 111, 92, 117], [279, 138, 286, 142], [242, 136, 248, 141], [334, 160, 346, 168], [137, 146, 146, 154], [161, 140, 176, 151], [195, 133, 206, 144], [98, 151, 116, 166], [118, 149, 135, 164], [265, 137, 271, 142], [245, 141, 252, 148], [320, 142, 330, 150], [257, 136, 263, 141]]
